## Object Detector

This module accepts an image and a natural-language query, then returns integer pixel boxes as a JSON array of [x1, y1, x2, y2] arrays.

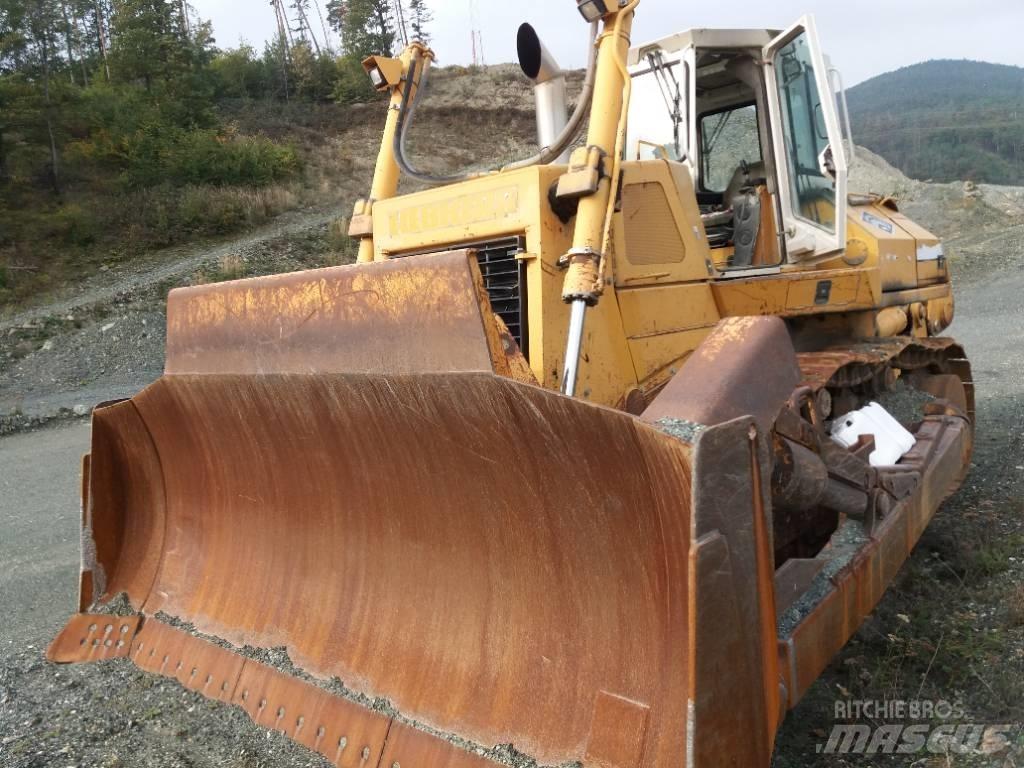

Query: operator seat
[[701, 161, 768, 257]]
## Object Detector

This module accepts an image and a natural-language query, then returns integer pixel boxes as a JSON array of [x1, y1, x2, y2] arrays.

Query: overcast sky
[[195, 0, 1022, 86]]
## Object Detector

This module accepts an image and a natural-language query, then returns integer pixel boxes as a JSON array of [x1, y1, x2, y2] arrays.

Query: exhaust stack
[[517, 24, 570, 164]]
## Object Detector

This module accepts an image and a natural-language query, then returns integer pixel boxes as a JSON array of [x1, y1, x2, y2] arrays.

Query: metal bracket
[[47, 613, 142, 663], [348, 198, 375, 239], [555, 146, 607, 200]]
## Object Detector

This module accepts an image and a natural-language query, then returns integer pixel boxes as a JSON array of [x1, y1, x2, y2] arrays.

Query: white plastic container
[[830, 402, 916, 467]]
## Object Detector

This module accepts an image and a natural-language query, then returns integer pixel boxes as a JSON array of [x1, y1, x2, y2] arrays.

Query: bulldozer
[[49, 3, 973, 767]]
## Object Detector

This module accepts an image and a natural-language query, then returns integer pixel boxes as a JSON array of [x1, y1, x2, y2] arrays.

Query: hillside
[[848, 60, 1024, 184]]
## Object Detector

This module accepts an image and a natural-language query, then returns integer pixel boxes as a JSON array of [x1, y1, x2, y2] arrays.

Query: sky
[[194, 0, 1023, 86]]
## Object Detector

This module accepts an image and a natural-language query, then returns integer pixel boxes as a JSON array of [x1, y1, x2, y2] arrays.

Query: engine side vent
[[398, 236, 529, 359], [475, 237, 528, 358]]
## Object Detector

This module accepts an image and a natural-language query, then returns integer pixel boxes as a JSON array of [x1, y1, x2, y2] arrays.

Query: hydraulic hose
[[392, 21, 600, 187]]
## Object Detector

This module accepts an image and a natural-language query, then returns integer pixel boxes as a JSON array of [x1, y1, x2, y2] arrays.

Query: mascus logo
[[387, 186, 520, 236]]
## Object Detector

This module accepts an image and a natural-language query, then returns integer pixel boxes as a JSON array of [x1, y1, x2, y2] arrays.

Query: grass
[[1, 69, 544, 314], [0, 103, 373, 315], [1008, 585, 1024, 629], [0, 181, 305, 312], [774, 503, 1024, 767]]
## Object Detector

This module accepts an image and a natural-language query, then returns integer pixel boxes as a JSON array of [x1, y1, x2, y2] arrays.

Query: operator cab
[[626, 19, 853, 273]]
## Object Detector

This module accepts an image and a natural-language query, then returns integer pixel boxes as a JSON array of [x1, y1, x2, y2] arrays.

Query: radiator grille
[[400, 236, 529, 358], [475, 237, 528, 356]]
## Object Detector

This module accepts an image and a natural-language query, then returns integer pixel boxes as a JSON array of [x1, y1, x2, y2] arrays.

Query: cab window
[[774, 32, 835, 231], [627, 54, 688, 161], [699, 104, 762, 193]]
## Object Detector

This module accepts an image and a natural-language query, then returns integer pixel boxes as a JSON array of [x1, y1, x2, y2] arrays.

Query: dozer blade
[[50, 251, 784, 768], [81, 372, 704, 766]]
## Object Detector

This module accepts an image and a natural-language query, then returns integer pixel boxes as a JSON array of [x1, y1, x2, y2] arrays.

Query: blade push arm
[[559, 0, 639, 394]]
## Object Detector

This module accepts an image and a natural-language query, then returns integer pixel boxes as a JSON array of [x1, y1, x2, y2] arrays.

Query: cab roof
[[628, 28, 782, 66]]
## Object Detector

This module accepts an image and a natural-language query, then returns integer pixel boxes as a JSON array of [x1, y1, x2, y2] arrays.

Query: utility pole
[[294, 1, 322, 55], [312, 0, 334, 54], [469, 0, 484, 67], [271, 0, 292, 101], [94, 0, 110, 81], [392, 0, 408, 48]]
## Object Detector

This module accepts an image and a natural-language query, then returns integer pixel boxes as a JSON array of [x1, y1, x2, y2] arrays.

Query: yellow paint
[[628, 327, 713, 385], [354, 43, 434, 264], [617, 283, 720, 338], [561, 4, 637, 301], [615, 161, 712, 285], [387, 186, 520, 238]]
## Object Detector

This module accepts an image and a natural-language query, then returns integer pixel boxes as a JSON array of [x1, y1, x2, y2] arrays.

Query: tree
[[91, 0, 110, 80], [30, 1, 61, 192], [405, 0, 429, 44], [108, 0, 180, 88], [291, 0, 320, 55], [326, 0, 394, 58], [324, 0, 395, 103], [210, 43, 269, 99], [269, 0, 291, 100]]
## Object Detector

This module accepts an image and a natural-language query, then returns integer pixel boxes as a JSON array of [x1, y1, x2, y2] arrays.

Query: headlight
[[576, 0, 609, 22]]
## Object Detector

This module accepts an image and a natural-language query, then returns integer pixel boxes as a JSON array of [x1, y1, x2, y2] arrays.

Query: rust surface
[[165, 250, 500, 376], [47, 614, 141, 663], [233, 663, 392, 767], [797, 337, 972, 411], [778, 413, 972, 705], [686, 418, 777, 765], [84, 400, 166, 610], [131, 620, 246, 703], [642, 317, 801, 434], [380, 723, 496, 768], [81, 372, 697, 768]]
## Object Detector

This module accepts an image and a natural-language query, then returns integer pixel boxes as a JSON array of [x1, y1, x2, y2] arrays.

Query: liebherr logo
[[387, 186, 519, 236]]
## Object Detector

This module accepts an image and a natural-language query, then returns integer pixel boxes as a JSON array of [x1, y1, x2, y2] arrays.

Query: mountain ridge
[[847, 59, 1024, 184]]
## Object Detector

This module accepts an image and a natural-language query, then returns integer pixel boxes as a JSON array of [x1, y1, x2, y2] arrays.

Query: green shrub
[[115, 125, 299, 189], [50, 204, 99, 247], [332, 54, 377, 105]]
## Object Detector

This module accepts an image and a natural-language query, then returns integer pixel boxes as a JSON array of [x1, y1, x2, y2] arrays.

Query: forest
[[0, 0, 430, 305], [849, 59, 1024, 185]]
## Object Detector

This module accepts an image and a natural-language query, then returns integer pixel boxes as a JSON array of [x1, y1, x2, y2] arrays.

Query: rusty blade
[[47, 614, 141, 663], [232, 662, 392, 767], [82, 398, 166, 611], [165, 250, 505, 377], [84, 372, 696, 768], [642, 317, 801, 435]]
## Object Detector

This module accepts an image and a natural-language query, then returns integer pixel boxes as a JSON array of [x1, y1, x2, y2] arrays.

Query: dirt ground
[[1, 148, 1022, 766]]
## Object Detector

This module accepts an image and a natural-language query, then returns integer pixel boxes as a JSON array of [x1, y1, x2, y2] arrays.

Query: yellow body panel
[[367, 158, 952, 409], [374, 167, 639, 407], [614, 161, 712, 285], [847, 204, 917, 291], [712, 268, 878, 317]]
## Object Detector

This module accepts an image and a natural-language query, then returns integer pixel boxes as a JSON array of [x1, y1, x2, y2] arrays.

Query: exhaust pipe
[[517, 24, 571, 164]]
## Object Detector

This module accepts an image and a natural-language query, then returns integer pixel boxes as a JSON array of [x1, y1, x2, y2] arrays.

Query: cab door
[[764, 17, 848, 260]]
